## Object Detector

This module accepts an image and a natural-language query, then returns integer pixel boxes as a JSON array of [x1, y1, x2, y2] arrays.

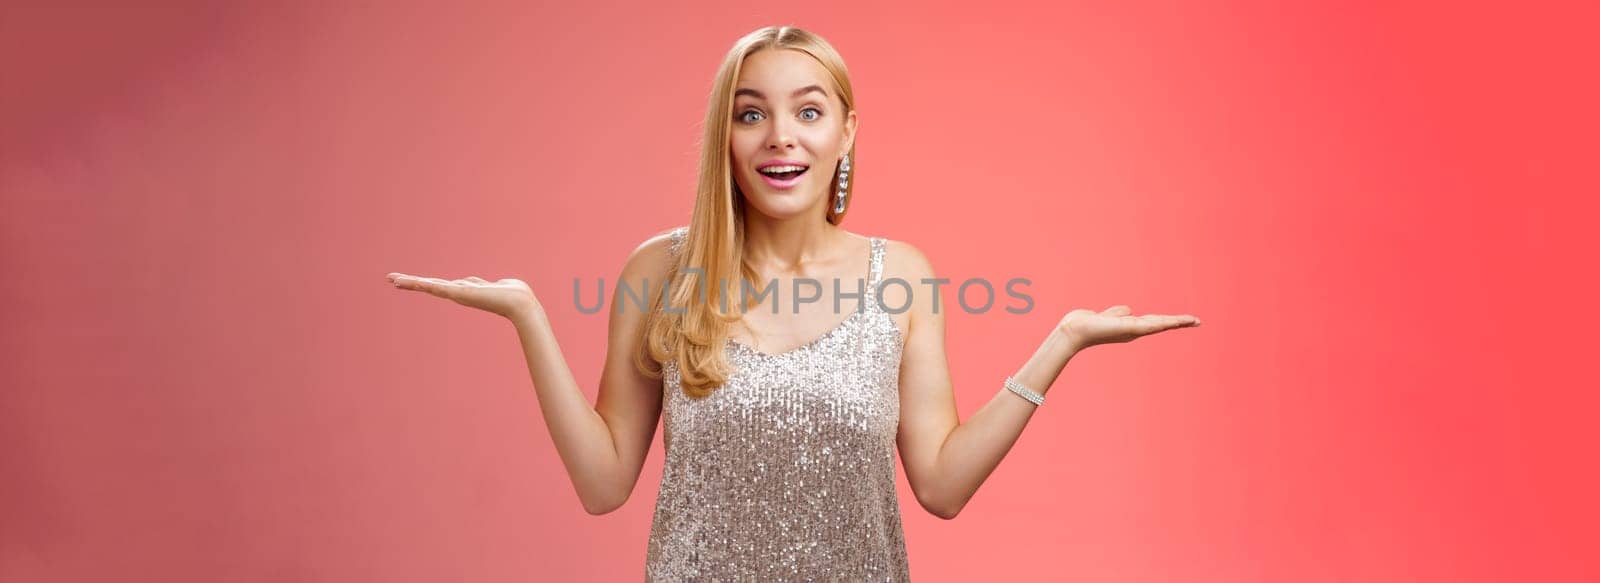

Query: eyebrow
[[734, 85, 828, 100]]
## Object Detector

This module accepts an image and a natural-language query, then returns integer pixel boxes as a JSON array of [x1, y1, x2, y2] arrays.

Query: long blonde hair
[[634, 26, 858, 397]]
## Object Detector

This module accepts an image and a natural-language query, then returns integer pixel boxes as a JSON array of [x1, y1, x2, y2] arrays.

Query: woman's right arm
[[387, 231, 677, 514], [512, 232, 675, 514]]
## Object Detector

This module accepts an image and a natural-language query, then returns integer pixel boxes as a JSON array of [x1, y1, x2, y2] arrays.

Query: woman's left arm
[[891, 242, 1200, 519]]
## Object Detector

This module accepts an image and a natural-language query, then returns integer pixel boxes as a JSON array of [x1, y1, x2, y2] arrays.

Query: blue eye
[[800, 108, 821, 121], [739, 110, 765, 124]]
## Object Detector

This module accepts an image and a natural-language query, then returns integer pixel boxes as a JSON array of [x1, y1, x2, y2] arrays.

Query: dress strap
[[859, 237, 887, 315], [666, 226, 688, 258], [867, 236, 886, 290]]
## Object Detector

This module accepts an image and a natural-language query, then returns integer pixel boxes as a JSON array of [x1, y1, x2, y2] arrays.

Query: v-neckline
[[726, 310, 866, 359], [724, 234, 883, 358]]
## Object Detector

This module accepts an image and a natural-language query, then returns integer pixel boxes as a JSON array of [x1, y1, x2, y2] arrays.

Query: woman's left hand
[[1058, 305, 1201, 352]]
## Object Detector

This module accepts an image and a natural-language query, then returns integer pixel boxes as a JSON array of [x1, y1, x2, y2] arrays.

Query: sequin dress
[[644, 227, 910, 582]]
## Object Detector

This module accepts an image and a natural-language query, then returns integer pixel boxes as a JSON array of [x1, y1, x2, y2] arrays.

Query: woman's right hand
[[387, 272, 539, 320]]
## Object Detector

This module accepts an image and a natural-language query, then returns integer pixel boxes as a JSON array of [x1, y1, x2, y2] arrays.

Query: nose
[[765, 115, 797, 151]]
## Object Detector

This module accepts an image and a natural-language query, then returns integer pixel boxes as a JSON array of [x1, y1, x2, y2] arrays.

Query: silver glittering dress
[[645, 227, 910, 582]]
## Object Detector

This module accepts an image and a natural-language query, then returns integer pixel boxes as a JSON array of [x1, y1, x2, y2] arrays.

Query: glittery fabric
[[645, 227, 909, 582]]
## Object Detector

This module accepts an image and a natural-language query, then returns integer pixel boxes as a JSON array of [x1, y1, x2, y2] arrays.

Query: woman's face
[[729, 49, 857, 221]]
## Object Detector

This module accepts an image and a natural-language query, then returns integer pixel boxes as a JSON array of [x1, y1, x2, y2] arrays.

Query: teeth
[[761, 165, 807, 174]]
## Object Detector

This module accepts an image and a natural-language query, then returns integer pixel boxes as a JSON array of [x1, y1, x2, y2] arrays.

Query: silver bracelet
[[1004, 376, 1045, 406]]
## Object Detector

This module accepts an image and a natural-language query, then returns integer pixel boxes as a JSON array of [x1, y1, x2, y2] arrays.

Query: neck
[[740, 207, 843, 274]]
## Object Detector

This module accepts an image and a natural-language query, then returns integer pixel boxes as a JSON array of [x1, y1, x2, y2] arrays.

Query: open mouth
[[758, 164, 810, 181]]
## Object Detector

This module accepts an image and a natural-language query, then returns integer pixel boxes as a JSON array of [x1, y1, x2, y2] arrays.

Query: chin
[[741, 189, 823, 220]]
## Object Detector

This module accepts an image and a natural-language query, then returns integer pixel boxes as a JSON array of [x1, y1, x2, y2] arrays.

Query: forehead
[[735, 49, 833, 96]]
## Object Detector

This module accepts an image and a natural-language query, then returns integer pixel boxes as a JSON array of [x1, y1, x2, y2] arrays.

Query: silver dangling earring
[[834, 153, 851, 214]]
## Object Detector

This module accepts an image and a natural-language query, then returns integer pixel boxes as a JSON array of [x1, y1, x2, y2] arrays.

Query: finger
[[389, 274, 424, 290], [434, 280, 468, 299], [1164, 314, 1201, 327], [407, 277, 458, 297], [464, 276, 488, 284], [1103, 305, 1132, 316], [388, 273, 438, 285], [1134, 315, 1164, 333], [1125, 315, 1165, 334], [1141, 314, 1199, 331]]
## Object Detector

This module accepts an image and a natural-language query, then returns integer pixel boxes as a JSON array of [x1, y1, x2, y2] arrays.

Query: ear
[[841, 108, 859, 156]]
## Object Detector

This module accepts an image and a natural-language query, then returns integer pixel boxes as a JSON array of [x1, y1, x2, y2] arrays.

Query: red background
[[3, 1, 1596, 581]]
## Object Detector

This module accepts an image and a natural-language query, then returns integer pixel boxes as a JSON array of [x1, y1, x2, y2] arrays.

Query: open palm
[[387, 272, 537, 320], [1059, 305, 1201, 351]]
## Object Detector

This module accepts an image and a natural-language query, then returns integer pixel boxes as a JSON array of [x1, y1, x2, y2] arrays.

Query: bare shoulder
[[876, 238, 942, 334], [619, 226, 684, 282], [881, 238, 937, 283]]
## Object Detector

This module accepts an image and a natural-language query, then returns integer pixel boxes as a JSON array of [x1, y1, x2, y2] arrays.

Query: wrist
[[510, 301, 549, 333], [1046, 325, 1084, 358]]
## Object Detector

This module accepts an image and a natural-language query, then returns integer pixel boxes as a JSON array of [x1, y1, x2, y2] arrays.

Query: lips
[[757, 160, 810, 189]]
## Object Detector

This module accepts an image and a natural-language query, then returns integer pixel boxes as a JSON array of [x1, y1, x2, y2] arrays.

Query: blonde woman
[[388, 25, 1200, 581]]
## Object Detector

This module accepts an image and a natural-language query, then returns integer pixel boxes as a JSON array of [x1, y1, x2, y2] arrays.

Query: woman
[[387, 25, 1200, 581]]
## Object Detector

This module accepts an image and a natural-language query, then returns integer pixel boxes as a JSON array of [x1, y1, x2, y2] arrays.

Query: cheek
[[802, 126, 845, 153], [728, 132, 760, 167]]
